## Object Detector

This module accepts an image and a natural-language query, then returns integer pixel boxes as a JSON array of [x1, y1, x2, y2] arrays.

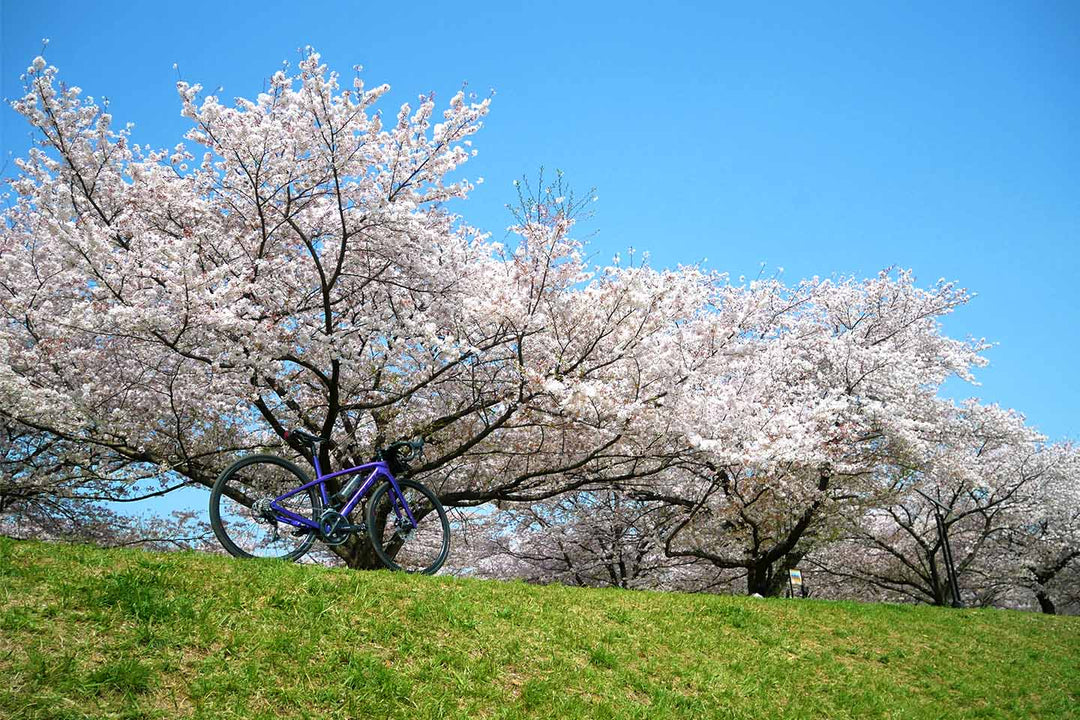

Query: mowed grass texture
[[1, 539, 1077, 720]]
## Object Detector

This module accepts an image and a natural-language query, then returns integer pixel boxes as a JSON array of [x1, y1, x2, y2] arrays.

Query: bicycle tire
[[365, 479, 450, 574], [209, 454, 321, 561]]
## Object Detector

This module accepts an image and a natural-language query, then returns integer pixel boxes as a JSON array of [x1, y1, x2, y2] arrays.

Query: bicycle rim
[[210, 455, 319, 560]]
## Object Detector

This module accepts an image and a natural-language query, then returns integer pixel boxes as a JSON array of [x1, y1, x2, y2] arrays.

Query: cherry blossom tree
[[636, 271, 986, 596], [808, 401, 1054, 606], [0, 416, 216, 549], [990, 443, 1080, 614], [0, 52, 723, 568]]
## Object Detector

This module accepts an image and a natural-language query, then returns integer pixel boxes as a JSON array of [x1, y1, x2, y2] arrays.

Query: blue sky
[[2, 0, 1078, 441]]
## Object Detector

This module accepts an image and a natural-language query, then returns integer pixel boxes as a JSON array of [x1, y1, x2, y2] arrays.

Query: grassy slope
[[1, 538, 1077, 720]]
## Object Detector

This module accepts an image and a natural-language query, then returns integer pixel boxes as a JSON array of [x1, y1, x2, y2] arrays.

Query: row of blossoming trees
[[1, 54, 1076, 613]]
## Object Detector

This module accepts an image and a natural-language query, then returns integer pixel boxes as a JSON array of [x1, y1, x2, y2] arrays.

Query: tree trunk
[[333, 536, 386, 569], [331, 502, 389, 570], [331, 496, 420, 569], [747, 550, 811, 597], [747, 562, 785, 596], [925, 550, 949, 606], [1035, 589, 1057, 615], [1029, 550, 1080, 615]]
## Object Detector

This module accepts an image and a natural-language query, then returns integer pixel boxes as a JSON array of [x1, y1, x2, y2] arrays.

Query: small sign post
[[913, 488, 963, 608], [788, 569, 805, 598]]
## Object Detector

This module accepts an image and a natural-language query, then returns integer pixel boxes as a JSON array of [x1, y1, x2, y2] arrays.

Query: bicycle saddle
[[284, 428, 335, 447]]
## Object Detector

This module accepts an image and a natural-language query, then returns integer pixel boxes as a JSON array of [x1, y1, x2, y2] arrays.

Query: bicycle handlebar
[[285, 429, 423, 466], [382, 437, 425, 463]]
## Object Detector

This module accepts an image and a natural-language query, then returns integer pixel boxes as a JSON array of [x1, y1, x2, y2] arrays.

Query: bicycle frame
[[268, 454, 418, 532]]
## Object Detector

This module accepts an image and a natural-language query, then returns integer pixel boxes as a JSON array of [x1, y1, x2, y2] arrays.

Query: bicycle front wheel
[[209, 454, 321, 561], [365, 479, 450, 574]]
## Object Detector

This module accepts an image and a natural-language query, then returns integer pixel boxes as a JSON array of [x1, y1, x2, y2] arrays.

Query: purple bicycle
[[208, 430, 450, 574]]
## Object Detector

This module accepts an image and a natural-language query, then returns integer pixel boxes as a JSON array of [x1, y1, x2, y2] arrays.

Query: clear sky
[[2, 0, 1078, 441]]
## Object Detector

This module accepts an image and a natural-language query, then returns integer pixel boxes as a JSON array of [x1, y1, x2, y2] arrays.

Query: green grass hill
[[1, 538, 1077, 719]]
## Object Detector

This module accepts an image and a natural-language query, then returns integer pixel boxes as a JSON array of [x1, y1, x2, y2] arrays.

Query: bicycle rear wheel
[[209, 454, 321, 561], [365, 479, 450, 574]]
